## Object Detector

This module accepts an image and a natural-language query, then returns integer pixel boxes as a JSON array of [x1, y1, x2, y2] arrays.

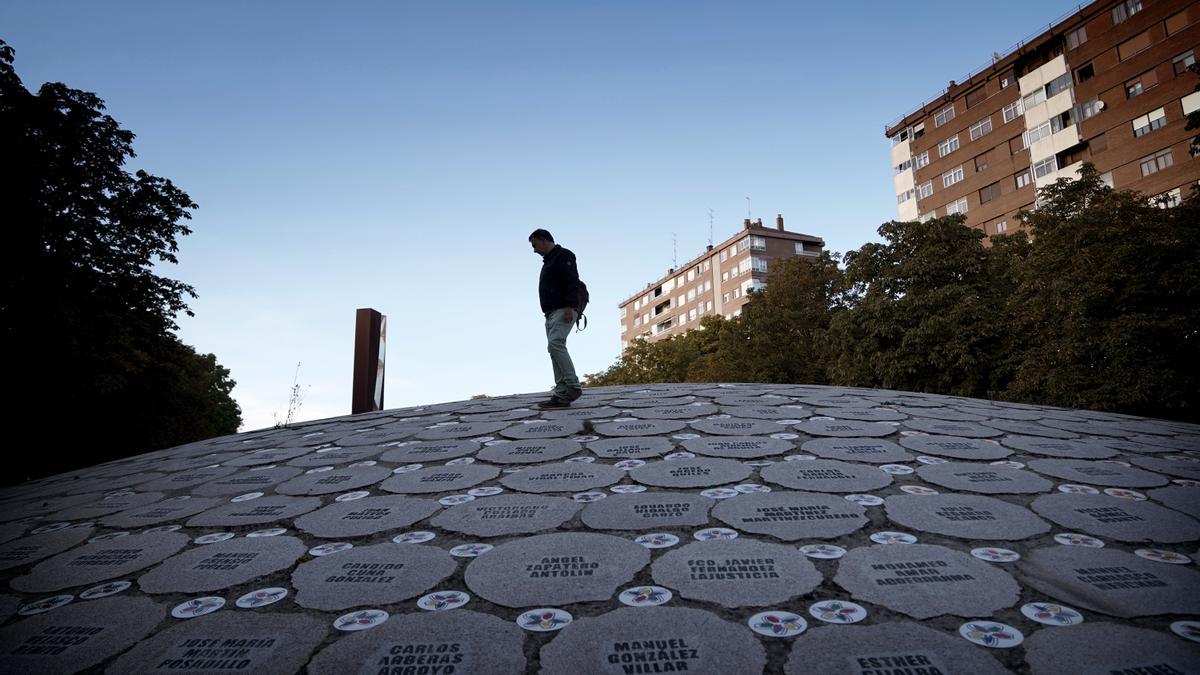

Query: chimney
[[776, 214, 784, 231], [754, 218, 763, 228], [706, 244, 713, 251], [743, 218, 751, 229]]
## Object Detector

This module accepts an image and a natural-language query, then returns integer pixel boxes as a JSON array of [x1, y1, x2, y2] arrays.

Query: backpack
[[575, 281, 589, 331]]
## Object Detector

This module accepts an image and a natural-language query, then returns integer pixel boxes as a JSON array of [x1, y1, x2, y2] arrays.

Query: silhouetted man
[[529, 229, 582, 408]]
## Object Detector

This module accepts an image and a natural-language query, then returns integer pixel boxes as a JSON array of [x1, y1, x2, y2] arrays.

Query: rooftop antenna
[[707, 208, 714, 246], [671, 232, 677, 268], [746, 197, 752, 220]]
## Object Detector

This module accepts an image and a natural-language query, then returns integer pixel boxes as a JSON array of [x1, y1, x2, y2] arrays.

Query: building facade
[[617, 216, 824, 347], [888, 0, 1199, 236]]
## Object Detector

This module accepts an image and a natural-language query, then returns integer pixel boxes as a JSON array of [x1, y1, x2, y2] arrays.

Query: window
[[934, 105, 956, 127], [1045, 73, 1073, 98], [1032, 156, 1058, 179], [914, 151, 930, 169], [737, 237, 750, 252], [917, 181, 934, 199], [738, 259, 751, 274], [1075, 63, 1095, 83], [723, 293, 730, 303], [1078, 97, 1102, 121], [732, 288, 741, 299], [1024, 122, 1052, 147], [979, 181, 1002, 204], [1022, 88, 1046, 110], [687, 288, 696, 301], [938, 135, 960, 156], [677, 295, 684, 308], [1133, 108, 1167, 136], [1126, 69, 1158, 99], [702, 260, 710, 272], [943, 166, 964, 188], [945, 197, 969, 215], [1139, 149, 1173, 176], [1154, 188, 1182, 208], [995, 220, 1009, 233], [750, 236, 766, 251], [966, 87, 986, 109], [1050, 110, 1074, 133], [1002, 100, 1024, 123], [969, 117, 993, 140], [1112, 0, 1142, 25], [720, 249, 728, 262], [1009, 135, 1027, 154], [897, 189, 915, 205], [730, 266, 739, 278], [1000, 72, 1015, 89], [1100, 172, 1114, 188], [1174, 50, 1196, 75], [689, 308, 697, 321], [706, 301, 712, 312], [1016, 170, 1033, 189], [705, 280, 712, 292], [721, 271, 728, 282], [919, 212, 936, 222], [655, 319, 673, 334], [1091, 132, 1108, 153], [894, 158, 912, 174], [1066, 26, 1087, 49], [1118, 30, 1152, 61], [686, 269, 695, 282], [751, 258, 768, 273], [1166, 9, 1193, 35], [974, 153, 989, 172]]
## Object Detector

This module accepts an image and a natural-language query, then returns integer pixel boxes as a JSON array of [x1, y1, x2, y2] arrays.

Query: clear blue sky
[[3, 0, 1083, 430]]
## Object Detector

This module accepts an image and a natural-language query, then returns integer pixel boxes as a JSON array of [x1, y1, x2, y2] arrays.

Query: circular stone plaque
[[11, 531, 188, 593], [1130, 456, 1200, 480], [499, 419, 584, 439], [464, 532, 650, 608], [540, 607, 765, 675], [760, 459, 893, 493], [294, 496, 442, 538], [689, 417, 785, 436], [308, 610, 525, 674], [1027, 459, 1170, 488], [681, 436, 792, 459], [897, 435, 1011, 460], [110, 612, 327, 673], [587, 437, 674, 459], [416, 421, 510, 440], [431, 494, 582, 536], [1000, 435, 1117, 459], [1148, 485, 1200, 519], [633, 403, 720, 419], [712, 492, 868, 540], [833, 544, 1020, 619], [793, 419, 896, 437], [651, 539, 821, 608], [628, 458, 752, 489], [292, 542, 457, 611], [0, 597, 165, 673], [185, 495, 323, 527], [192, 466, 305, 496], [802, 438, 913, 464], [100, 497, 222, 528], [902, 419, 1002, 438], [784, 622, 1011, 675], [380, 464, 501, 494], [498, 461, 625, 494], [137, 536, 307, 594], [1025, 623, 1200, 675], [275, 465, 393, 496], [1030, 493, 1200, 543], [594, 419, 688, 437], [0, 527, 95, 572], [915, 462, 1053, 494], [1018, 546, 1200, 617], [581, 492, 713, 531], [48, 491, 166, 521], [477, 439, 581, 464], [379, 440, 480, 463], [885, 494, 1050, 540]]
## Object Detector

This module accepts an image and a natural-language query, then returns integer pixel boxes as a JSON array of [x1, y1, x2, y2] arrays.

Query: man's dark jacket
[[538, 244, 581, 315]]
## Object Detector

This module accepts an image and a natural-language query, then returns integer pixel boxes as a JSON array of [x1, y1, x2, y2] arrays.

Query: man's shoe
[[562, 387, 583, 402], [537, 397, 571, 409]]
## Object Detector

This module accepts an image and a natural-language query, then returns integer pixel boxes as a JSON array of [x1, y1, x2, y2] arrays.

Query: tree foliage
[[0, 39, 241, 482], [587, 167, 1199, 422]]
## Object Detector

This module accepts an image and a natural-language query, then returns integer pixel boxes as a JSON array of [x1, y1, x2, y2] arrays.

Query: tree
[[1003, 163, 1200, 420], [0, 39, 241, 482]]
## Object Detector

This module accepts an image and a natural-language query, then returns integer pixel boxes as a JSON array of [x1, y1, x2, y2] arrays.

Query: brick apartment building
[[887, 0, 1199, 236], [617, 216, 824, 347]]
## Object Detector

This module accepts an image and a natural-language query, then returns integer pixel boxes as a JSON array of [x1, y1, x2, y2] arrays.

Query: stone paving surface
[[0, 383, 1197, 673]]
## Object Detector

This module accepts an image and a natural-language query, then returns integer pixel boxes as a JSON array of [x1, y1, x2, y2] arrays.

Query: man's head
[[529, 229, 555, 255]]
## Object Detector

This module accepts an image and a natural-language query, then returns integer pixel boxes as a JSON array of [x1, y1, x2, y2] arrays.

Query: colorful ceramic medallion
[[700, 488, 739, 499], [305, 466, 334, 474], [899, 485, 939, 495], [392, 531, 436, 544], [744, 461, 776, 467], [958, 621, 1023, 648], [634, 533, 680, 549], [915, 456, 948, 465], [808, 600, 867, 624], [784, 454, 817, 461], [30, 522, 71, 535], [468, 487, 504, 496], [309, 542, 354, 556], [144, 524, 183, 534], [1103, 488, 1147, 500], [18, 595, 74, 616], [350, 460, 377, 467], [336, 491, 371, 502], [665, 452, 696, 460], [1134, 548, 1192, 564], [870, 531, 917, 545], [1057, 484, 1100, 494], [517, 608, 572, 632], [609, 484, 647, 494], [735, 483, 771, 493], [970, 547, 1021, 563], [439, 494, 476, 506], [844, 494, 884, 506], [449, 543, 494, 558], [615, 459, 647, 470], [1173, 479, 1200, 487], [246, 527, 288, 538], [748, 611, 807, 637], [1020, 602, 1084, 626], [1054, 532, 1104, 548], [172, 596, 225, 619], [565, 456, 596, 463], [393, 464, 423, 473], [571, 435, 600, 442], [879, 464, 914, 475], [230, 492, 263, 502], [193, 532, 235, 545], [417, 591, 471, 611], [80, 580, 132, 600], [334, 609, 389, 631], [236, 587, 289, 608], [88, 531, 131, 543], [572, 491, 606, 503], [694, 527, 739, 541], [771, 433, 799, 440], [1097, 460, 1131, 467], [1170, 621, 1200, 643], [989, 461, 1025, 469], [799, 544, 847, 560], [446, 457, 476, 465], [618, 585, 673, 607]]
